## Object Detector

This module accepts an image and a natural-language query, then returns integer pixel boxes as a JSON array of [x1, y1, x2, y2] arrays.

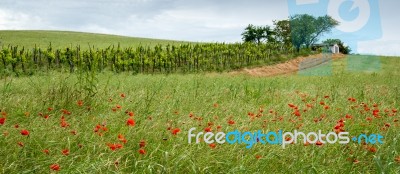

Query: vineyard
[[0, 43, 296, 75]]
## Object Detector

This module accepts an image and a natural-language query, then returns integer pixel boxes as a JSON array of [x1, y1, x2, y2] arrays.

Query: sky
[[0, 0, 399, 56]]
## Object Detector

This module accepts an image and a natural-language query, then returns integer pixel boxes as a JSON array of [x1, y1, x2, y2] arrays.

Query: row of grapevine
[[0, 43, 296, 75]]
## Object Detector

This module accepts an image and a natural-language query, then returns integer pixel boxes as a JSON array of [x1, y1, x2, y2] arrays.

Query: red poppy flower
[[227, 120, 235, 125], [213, 103, 219, 108], [372, 109, 379, 116], [107, 143, 123, 151], [139, 140, 146, 148], [43, 149, 49, 154], [116, 105, 122, 109], [70, 130, 77, 135], [324, 105, 330, 110], [0, 117, 5, 125], [61, 109, 71, 115], [48, 107, 53, 111], [138, 148, 146, 155], [324, 95, 329, 98], [209, 143, 216, 149], [20, 129, 29, 136], [50, 164, 60, 171], [118, 134, 127, 144], [62, 149, 69, 156], [61, 120, 69, 128], [204, 127, 212, 132], [17, 142, 24, 147], [171, 128, 181, 135], [77, 100, 83, 107], [288, 103, 296, 108], [395, 156, 400, 163], [393, 109, 398, 113], [255, 155, 262, 159], [14, 124, 19, 128], [345, 114, 353, 119], [368, 146, 377, 153], [120, 93, 125, 98], [128, 111, 134, 117], [315, 141, 323, 146], [293, 110, 301, 117], [126, 118, 135, 126]]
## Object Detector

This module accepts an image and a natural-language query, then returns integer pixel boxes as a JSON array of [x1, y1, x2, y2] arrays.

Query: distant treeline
[[0, 43, 298, 75]]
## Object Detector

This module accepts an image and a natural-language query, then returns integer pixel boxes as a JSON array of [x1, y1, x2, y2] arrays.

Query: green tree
[[273, 19, 291, 49], [323, 39, 352, 54], [242, 24, 275, 44], [290, 14, 339, 52]]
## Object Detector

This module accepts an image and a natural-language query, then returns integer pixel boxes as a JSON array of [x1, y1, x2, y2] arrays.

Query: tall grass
[[0, 56, 399, 173]]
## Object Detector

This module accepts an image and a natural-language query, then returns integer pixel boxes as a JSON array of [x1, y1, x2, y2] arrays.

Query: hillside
[[0, 30, 192, 50]]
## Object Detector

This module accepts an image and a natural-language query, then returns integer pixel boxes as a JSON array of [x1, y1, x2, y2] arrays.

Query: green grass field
[[1, 52, 399, 173], [0, 30, 192, 50], [0, 31, 399, 173]]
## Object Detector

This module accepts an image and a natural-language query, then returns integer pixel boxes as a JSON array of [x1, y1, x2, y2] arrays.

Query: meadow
[[0, 31, 399, 173], [0, 31, 189, 49]]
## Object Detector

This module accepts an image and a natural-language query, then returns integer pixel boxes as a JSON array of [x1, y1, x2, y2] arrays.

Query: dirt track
[[230, 53, 345, 77]]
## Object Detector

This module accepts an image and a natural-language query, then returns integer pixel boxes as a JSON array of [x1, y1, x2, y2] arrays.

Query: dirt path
[[230, 53, 346, 77]]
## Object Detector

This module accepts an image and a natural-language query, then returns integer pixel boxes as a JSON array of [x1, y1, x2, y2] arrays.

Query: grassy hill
[[0, 30, 192, 50]]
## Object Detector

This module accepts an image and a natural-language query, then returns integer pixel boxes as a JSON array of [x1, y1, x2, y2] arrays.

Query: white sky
[[0, 0, 399, 56]]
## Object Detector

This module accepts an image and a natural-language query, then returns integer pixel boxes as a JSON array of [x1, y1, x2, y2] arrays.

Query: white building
[[330, 44, 340, 54]]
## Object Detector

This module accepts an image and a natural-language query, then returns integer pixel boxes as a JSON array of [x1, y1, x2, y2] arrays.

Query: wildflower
[[293, 110, 301, 117], [139, 140, 146, 148], [77, 100, 83, 106], [43, 149, 50, 155], [126, 118, 135, 126], [107, 143, 123, 151], [20, 129, 29, 136], [138, 148, 146, 155], [120, 93, 125, 98], [62, 149, 69, 156], [17, 142, 24, 147], [171, 128, 181, 135], [395, 156, 400, 163], [0, 117, 5, 125], [118, 134, 127, 144], [70, 130, 77, 135], [204, 127, 212, 132], [227, 120, 235, 125], [209, 143, 216, 149], [50, 164, 60, 171], [368, 146, 377, 153]]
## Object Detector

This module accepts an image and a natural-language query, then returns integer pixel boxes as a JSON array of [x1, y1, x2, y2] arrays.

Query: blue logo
[[288, 0, 382, 73]]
